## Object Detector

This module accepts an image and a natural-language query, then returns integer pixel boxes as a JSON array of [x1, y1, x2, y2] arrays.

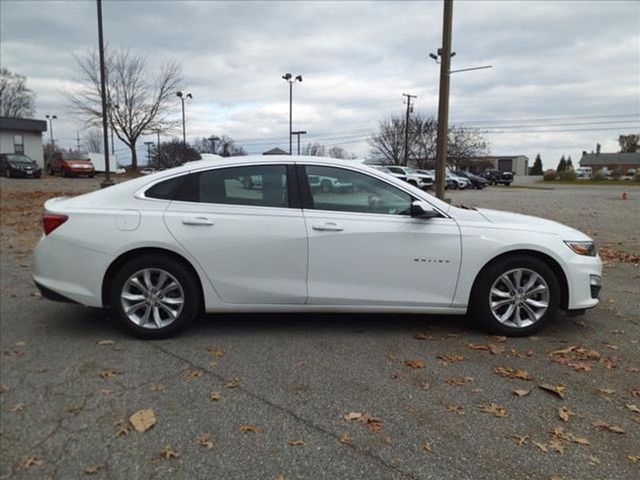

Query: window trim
[[295, 163, 450, 219], [13, 134, 24, 154]]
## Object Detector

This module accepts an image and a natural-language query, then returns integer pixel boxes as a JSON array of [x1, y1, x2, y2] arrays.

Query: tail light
[[43, 213, 68, 235]]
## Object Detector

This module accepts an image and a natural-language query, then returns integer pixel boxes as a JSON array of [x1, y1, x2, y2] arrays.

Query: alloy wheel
[[120, 268, 185, 329], [489, 268, 550, 328]]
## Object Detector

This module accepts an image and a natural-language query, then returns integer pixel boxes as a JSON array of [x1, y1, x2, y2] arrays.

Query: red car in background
[[47, 152, 96, 177]]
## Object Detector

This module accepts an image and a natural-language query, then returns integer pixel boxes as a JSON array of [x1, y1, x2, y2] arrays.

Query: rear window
[[145, 176, 185, 200]]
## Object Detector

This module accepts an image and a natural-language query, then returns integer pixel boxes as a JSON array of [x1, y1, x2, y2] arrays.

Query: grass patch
[[537, 179, 640, 186]]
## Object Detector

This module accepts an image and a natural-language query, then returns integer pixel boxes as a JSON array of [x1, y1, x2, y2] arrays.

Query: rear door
[[163, 163, 308, 304]]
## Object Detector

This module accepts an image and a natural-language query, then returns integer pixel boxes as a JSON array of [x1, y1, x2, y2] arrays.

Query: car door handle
[[182, 217, 214, 226], [312, 222, 343, 232]]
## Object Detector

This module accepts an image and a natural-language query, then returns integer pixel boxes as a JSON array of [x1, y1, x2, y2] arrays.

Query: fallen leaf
[[100, 389, 113, 396], [558, 406, 574, 423], [210, 391, 224, 402], [477, 403, 508, 418], [274, 476, 286, 480], [509, 434, 529, 446], [445, 404, 465, 415], [99, 369, 117, 379], [601, 356, 617, 369], [224, 376, 240, 388], [421, 441, 433, 453], [592, 420, 625, 434], [513, 389, 531, 397], [344, 412, 363, 421], [414, 332, 433, 340], [489, 344, 506, 355], [626, 404, 640, 414], [239, 423, 262, 433], [18, 457, 42, 470], [404, 359, 425, 369], [467, 342, 490, 351], [207, 347, 225, 357], [338, 432, 352, 444], [532, 440, 548, 453], [185, 370, 204, 379], [494, 366, 531, 380], [4, 350, 25, 357], [196, 432, 214, 449], [289, 439, 304, 446], [588, 455, 601, 465], [598, 388, 615, 395], [114, 418, 129, 436], [492, 335, 507, 342], [539, 383, 566, 399], [549, 438, 565, 454], [84, 464, 105, 475], [438, 354, 465, 363], [96, 340, 114, 345], [15, 341, 26, 347], [9, 403, 24, 412], [150, 383, 165, 392], [445, 377, 473, 385], [628, 455, 640, 463], [129, 408, 156, 433], [159, 445, 179, 459]]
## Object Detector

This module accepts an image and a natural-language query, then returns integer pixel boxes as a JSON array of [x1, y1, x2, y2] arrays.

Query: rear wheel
[[109, 254, 201, 339], [470, 255, 560, 336]]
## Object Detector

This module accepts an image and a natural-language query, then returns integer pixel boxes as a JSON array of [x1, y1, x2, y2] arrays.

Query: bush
[[593, 171, 607, 181], [559, 169, 577, 181], [633, 172, 640, 183], [543, 170, 557, 181]]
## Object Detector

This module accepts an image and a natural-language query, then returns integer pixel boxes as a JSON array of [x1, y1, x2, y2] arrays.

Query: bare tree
[[84, 129, 103, 152], [0, 68, 36, 118], [302, 142, 328, 157], [619, 133, 639, 153], [367, 116, 406, 165], [447, 125, 490, 170], [66, 48, 182, 169], [327, 146, 357, 159], [151, 138, 200, 169], [217, 135, 247, 157]]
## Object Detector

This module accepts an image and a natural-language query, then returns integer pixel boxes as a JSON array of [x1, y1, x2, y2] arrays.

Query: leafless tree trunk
[[66, 48, 182, 170], [83, 129, 103, 152], [367, 116, 406, 165], [0, 68, 36, 118]]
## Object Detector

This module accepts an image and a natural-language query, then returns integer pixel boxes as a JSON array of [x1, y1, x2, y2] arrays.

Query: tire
[[469, 254, 560, 336], [109, 254, 201, 339], [505, 182, 511, 187], [320, 179, 333, 193], [408, 180, 418, 187]]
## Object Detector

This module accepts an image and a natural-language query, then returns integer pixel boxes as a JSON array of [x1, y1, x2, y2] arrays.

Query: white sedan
[[33, 156, 602, 338]]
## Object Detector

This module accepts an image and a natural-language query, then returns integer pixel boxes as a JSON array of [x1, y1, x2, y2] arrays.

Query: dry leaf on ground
[[84, 464, 105, 475], [404, 359, 425, 369], [9, 403, 24, 412], [185, 370, 204, 379], [129, 408, 156, 433], [421, 441, 433, 452], [19, 457, 42, 470], [289, 439, 304, 446], [445, 404, 465, 415], [445, 377, 473, 385], [532, 440, 548, 453], [210, 391, 224, 402], [239, 423, 263, 433], [159, 445, 180, 459], [509, 434, 529, 446], [592, 420, 625, 434], [628, 455, 640, 463], [494, 366, 531, 380], [558, 407, 574, 422], [224, 376, 240, 388], [513, 389, 531, 397], [196, 433, 214, 449], [99, 369, 117, 379], [96, 340, 114, 345], [626, 404, 640, 414], [438, 354, 465, 363], [539, 383, 566, 399], [344, 411, 383, 432], [338, 432, 352, 444], [477, 403, 508, 418]]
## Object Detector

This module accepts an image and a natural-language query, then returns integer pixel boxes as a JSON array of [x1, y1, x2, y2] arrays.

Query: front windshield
[[6, 154, 33, 164], [65, 152, 90, 161]]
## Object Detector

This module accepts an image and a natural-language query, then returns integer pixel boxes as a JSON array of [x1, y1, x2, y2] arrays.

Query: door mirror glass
[[410, 201, 440, 219]]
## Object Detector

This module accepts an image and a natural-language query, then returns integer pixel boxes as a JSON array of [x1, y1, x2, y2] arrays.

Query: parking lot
[[1, 176, 639, 480]]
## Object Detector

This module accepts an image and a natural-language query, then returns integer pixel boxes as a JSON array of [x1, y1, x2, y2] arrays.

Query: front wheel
[[470, 255, 560, 336], [109, 254, 201, 339]]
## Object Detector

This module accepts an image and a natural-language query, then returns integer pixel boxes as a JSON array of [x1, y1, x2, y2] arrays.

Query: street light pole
[[144, 141, 154, 165], [434, 0, 454, 200], [96, 0, 113, 188], [110, 103, 119, 156], [176, 91, 192, 147], [45, 114, 57, 147], [402, 94, 416, 166], [282, 73, 302, 155], [208, 135, 220, 154], [291, 130, 307, 155]]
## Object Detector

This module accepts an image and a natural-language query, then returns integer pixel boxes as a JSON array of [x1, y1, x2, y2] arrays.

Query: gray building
[[467, 155, 529, 176], [0, 116, 48, 168]]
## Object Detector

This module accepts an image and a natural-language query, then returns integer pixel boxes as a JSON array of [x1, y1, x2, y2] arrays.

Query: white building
[[0, 116, 48, 168]]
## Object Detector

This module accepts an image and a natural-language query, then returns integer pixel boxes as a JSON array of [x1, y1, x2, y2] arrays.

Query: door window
[[303, 165, 412, 215], [174, 165, 289, 208]]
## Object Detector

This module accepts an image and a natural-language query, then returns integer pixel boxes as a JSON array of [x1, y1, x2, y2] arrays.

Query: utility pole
[[96, 0, 113, 188], [208, 135, 220, 154], [402, 93, 416, 166], [144, 141, 154, 165], [291, 131, 307, 155], [76, 131, 81, 151], [434, 0, 454, 200]]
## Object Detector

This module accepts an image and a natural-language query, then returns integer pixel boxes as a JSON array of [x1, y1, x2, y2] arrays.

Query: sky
[[1, 0, 639, 169]]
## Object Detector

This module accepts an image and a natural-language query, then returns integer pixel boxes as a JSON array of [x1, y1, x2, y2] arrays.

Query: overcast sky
[[2, 0, 639, 168]]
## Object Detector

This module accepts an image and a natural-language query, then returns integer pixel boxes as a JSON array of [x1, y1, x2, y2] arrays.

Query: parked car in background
[[482, 169, 513, 186], [416, 170, 459, 190], [378, 165, 407, 182], [33, 155, 602, 339], [0, 153, 42, 178], [446, 172, 470, 189], [384, 166, 434, 190], [47, 152, 96, 178], [454, 170, 488, 189]]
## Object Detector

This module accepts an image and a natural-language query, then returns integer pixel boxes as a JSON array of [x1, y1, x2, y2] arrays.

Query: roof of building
[[468, 155, 529, 162], [262, 147, 288, 155], [579, 152, 640, 166], [0, 116, 47, 133]]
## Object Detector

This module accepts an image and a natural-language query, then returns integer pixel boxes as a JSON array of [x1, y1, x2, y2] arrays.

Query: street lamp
[[176, 91, 192, 147], [144, 141, 154, 166], [291, 130, 307, 155], [109, 103, 119, 156], [208, 135, 220, 154], [45, 114, 57, 147], [282, 73, 302, 155]]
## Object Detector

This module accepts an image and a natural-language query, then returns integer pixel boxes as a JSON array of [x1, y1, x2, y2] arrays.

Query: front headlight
[[564, 241, 597, 256]]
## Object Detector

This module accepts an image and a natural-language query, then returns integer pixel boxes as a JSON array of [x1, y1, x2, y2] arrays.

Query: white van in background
[[576, 166, 592, 178]]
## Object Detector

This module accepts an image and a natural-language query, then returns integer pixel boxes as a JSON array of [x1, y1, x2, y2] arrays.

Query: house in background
[[0, 116, 48, 168], [579, 152, 640, 173], [262, 147, 288, 155], [465, 155, 529, 176]]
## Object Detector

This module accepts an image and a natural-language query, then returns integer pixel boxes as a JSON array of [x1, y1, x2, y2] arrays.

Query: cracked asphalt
[[1, 177, 639, 479]]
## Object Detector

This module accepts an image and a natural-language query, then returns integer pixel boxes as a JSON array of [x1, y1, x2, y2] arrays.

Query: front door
[[164, 164, 308, 304], [299, 164, 461, 307]]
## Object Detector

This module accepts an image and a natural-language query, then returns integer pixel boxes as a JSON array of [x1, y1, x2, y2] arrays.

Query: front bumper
[[564, 254, 602, 310], [9, 168, 41, 178]]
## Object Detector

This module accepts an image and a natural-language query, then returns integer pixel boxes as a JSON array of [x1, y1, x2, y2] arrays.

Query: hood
[[475, 208, 591, 240]]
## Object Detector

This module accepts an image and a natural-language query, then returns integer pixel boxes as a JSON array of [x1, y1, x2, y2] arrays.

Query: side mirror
[[410, 201, 440, 219]]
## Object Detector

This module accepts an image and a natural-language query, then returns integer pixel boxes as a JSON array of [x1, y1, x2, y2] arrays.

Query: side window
[[174, 165, 289, 208], [304, 165, 412, 215], [14, 135, 24, 154], [145, 176, 185, 200]]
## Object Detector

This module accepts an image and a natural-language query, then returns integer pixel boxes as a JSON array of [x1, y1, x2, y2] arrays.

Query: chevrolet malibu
[[32, 156, 602, 339]]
